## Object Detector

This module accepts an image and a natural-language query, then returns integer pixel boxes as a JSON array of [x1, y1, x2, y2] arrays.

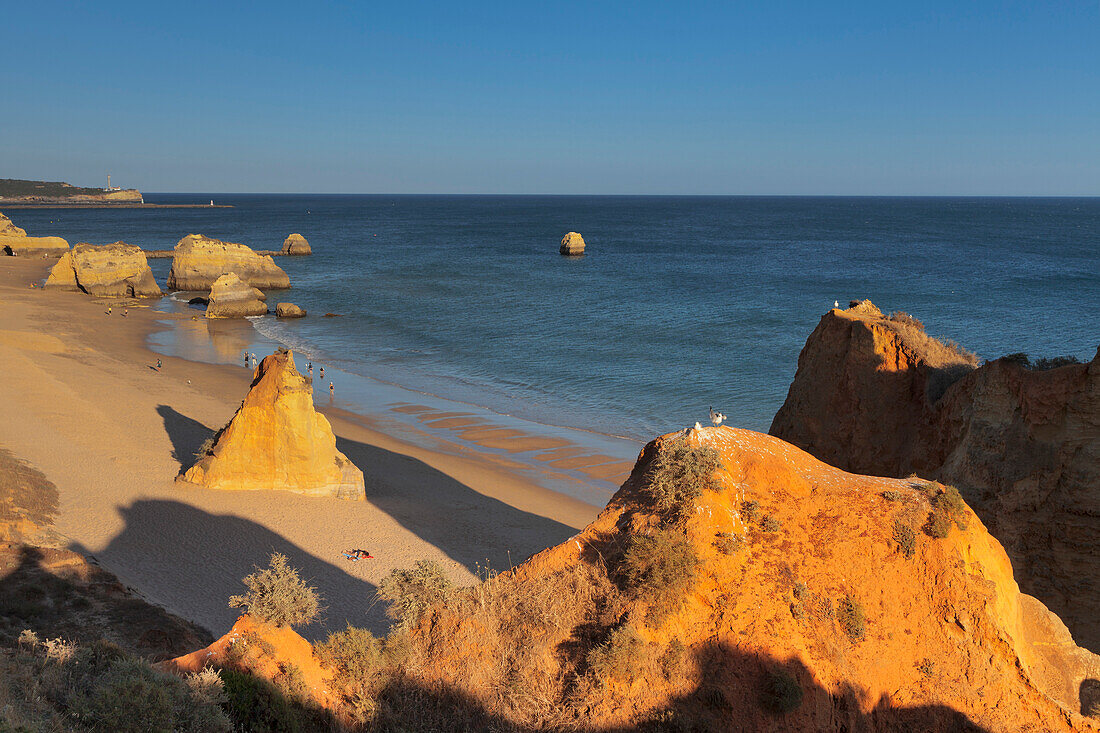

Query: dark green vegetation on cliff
[[0, 178, 139, 201]]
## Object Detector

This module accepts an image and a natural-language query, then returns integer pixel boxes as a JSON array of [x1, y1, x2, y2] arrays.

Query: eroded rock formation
[[275, 302, 306, 318], [178, 349, 364, 499], [559, 231, 586, 256], [0, 211, 69, 257], [205, 272, 268, 318], [167, 234, 290, 291], [44, 241, 161, 297], [771, 300, 1100, 652], [281, 233, 311, 255], [273, 426, 1097, 729]]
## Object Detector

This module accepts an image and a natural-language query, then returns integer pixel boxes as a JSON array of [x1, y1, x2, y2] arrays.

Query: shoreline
[[0, 256, 610, 638], [0, 203, 234, 209]]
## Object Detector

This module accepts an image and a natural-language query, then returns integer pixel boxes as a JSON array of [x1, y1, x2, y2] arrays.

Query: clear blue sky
[[2, 1, 1097, 194]]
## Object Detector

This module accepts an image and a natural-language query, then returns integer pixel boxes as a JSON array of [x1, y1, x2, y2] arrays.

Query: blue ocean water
[[14, 195, 1099, 441]]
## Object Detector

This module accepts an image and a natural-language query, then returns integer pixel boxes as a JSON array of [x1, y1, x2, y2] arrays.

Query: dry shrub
[[893, 520, 916, 558], [641, 438, 721, 519], [740, 500, 760, 523], [658, 638, 687, 679], [760, 515, 782, 533], [315, 624, 382, 687], [587, 625, 647, 683], [881, 490, 907, 502], [837, 595, 866, 641], [620, 528, 699, 624], [378, 560, 454, 630], [925, 511, 952, 539], [925, 484, 968, 538], [888, 311, 924, 330], [229, 553, 320, 629], [714, 532, 743, 555], [880, 315, 979, 370]]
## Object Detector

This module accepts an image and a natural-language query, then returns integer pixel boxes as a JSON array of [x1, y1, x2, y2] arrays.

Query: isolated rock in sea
[[0, 212, 27, 237], [281, 233, 311, 255], [178, 348, 365, 499], [365, 425, 1100, 730], [771, 301, 1100, 652], [44, 241, 161, 297], [275, 302, 306, 318], [205, 273, 268, 318], [559, 231, 586, 256], [166, 233, 290, 291]]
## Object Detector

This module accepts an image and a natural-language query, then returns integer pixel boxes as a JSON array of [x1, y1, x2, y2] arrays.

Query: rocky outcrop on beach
[[44, 241, 161, 297], [235, 425, 1096, 729], [205, 272, 268, 318], [275, 302, 306, 318], [281, 233, 311, 255], [166, 234, 290, 291], [0, 212, 27, 237], [771, 301, 1100, 652], [0, 211, 69, 257], [559, 231, 586, 256], [179, 348, 365, 499]]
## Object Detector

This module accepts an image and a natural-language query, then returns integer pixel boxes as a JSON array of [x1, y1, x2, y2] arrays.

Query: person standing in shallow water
[[329, 382, 334, 399], [308, 362, 313, 376]]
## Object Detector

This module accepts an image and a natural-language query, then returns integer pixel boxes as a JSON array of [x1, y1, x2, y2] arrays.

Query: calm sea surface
[[15, 195, 1099, 441]]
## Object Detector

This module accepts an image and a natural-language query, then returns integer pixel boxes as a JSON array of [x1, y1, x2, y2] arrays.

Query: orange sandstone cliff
[[174, 427, 1100, 730], [770, 301, 1100, 654], [178, 349, 365, 499]]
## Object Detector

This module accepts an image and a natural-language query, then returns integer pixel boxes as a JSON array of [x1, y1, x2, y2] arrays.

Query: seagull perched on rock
[[834, 300, 839, 308], [709, 406, 726, 426]]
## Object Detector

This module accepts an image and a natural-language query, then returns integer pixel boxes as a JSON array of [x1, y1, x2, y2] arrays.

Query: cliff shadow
[[68, 499, 381, 640], [0, 542, 211, 660], [1082, 678, 1100, 717], [334, 434, 580, 574], [367, 640, 990, 732], [157, 404, 220, 467]]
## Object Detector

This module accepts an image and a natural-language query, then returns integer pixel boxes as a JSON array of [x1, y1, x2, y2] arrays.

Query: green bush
[[620, 528, 699, 623], [314, 624, 382, 686], [931, 485, 965, 516], [75, 657, 176, 732], [220, 668, 300, 733], [893, 520, 915, 558], [837, 595, 866, 641], [761, 670, 803, 714], [641, 438, 721, 518], [588, 625, 647, 683], [378, 560, 453, 630], [229, 553, 321, 628]]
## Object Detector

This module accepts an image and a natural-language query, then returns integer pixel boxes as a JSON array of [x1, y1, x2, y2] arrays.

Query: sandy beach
[[0, 256, 612, 639]]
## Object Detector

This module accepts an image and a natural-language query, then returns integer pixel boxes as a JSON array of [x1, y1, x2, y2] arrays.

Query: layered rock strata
[[166, 234, 290, 291], [771, 300, 1100, 652], [44, 241, 161, 297], [205, 273, 268, 318], [178, 349, 365, 499]]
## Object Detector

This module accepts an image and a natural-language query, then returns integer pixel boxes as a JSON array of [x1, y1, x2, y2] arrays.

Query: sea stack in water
[[205, 273, 268, 318], [281, 233, 311, 256], [275, 302, 306, 318], [0, 211, 69, 257], [178, 349, 365, 499], [44, 242, 161, 297], [167, 234, 290, 291], [559, 231, 586, 256]]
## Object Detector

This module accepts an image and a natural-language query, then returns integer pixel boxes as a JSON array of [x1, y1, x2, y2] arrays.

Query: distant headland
[[0, 178, 232, 208]]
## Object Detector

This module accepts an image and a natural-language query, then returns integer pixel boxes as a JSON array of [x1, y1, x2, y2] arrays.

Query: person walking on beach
[[123, 308, 128, 317], [329, 382, 334, 398], [156, 359, 162, 370], [106, 306, 112, 316]]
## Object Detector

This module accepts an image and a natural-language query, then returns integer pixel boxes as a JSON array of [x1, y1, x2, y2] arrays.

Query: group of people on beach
[[242, 352, 335, 398]]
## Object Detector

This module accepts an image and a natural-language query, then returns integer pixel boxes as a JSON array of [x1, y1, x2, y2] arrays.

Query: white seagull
[[709, 406, 726, 426], [834, 300, 839, 308]]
